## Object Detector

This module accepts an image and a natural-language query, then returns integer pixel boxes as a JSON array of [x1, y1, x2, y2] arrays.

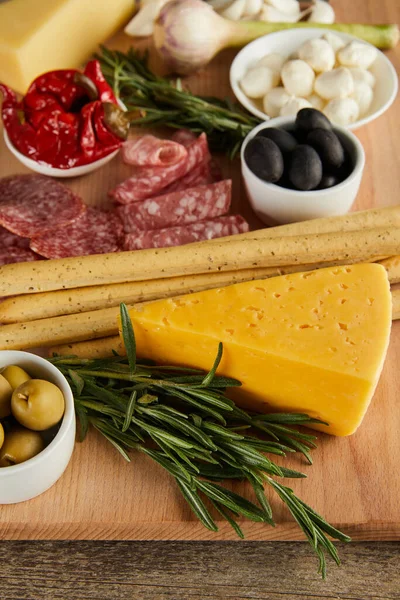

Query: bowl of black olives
[[0, 351, 76, 504], [241, 108, 365, 224]]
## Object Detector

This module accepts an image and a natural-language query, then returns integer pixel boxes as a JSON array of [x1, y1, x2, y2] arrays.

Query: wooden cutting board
[[1, 0, 400, 541]]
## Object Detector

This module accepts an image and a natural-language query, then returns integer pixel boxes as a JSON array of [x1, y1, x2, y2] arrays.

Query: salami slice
[[162, 159, 216, 195], [123, 215, 250, 250], [30, 207, 124, 259], [0, 247, 40, 266], [0, 226, 30, 249], [122, 135, 188, 167], [116, 180, 232, 234], [0, 174, 85, 238], [110, 133, 210, 204], [171, 129, 197, 147]]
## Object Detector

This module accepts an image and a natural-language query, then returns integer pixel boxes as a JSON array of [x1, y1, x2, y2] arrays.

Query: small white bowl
[[0, 351, 75, 504], [4, 130, 120, 178], [241, 116, 365, 224], [230, 28, 398, 130]]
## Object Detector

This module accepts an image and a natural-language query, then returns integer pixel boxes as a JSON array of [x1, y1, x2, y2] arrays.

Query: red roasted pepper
[[0, 60, 126, 169]]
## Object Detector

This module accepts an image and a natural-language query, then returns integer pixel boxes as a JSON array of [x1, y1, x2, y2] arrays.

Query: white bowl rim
[[241, 116, 365, 197], [3, 129, 120, 176], [230, 27, 399, 130], [0, 350, 75, 475]]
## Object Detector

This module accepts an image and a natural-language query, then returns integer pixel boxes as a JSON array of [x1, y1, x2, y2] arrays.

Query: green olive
[[0, 374, 13, 419], [11, 379, 65, 431], [0, 427, 45, 467], [1, 365, 31, 390], [0, 423, 4, 450]]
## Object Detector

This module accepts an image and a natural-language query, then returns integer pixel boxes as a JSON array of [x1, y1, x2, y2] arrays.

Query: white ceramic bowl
[[4, 130, 120, 178], [0, 351, 75, 504], [241, 116, 365, 224], [230, 28, 398, 130]]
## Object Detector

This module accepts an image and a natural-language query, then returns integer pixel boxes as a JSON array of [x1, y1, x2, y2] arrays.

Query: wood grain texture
[[0, 0, 400, 543], [0, 541, 399, 599]]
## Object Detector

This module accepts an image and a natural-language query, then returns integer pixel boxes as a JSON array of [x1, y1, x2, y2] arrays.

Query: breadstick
[[378, 256, 400, 284]]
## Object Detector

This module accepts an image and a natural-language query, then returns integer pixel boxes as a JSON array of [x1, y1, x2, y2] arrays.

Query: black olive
[[256, 127, 297, 154], [289, 145, 323, 191], [295, 108, 332, 133], [307, 129, 345, 171], [244, 137, 284, 183], [318, 174, 340, 189]]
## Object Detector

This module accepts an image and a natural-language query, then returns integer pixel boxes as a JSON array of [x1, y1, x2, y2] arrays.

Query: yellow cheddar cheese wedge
[[124, 264, 392, 436], [0, 0, 134, 93]]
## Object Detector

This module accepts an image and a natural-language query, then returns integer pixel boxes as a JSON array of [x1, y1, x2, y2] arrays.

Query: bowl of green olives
[[241, 108, 365, 224], [0, 351, 75, 504]]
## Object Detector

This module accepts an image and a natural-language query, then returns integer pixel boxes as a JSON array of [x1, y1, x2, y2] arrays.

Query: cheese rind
[[125, 264, 392, 436], [0, 0, 134, 93]]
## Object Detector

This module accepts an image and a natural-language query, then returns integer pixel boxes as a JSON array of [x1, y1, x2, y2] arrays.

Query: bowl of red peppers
[[0, 61, 130, 178]]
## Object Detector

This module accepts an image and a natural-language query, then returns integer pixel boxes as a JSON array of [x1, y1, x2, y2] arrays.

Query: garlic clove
[[351, 82, 374, 116], [337, 41, 378, 70], [280, 97, 312, 117], [256, 52, 286, 74], [220, 0, 247, 20], [349, 67, 376, 89], [298, 39, 336, 73], [260, 5, 300, 22], [125, 0, 170, 37], [306, 93, 326, 111], [321, 32, 346, 53], [314, 67, 354, 100], [263, 87, 291, 117], [243, 0, 263, 16], [266, 0, 300, 17], [281, 60, 315, 97], [241, 66, 280, 98], [308, 0, 335, 24], [323, 97, 360, 126]]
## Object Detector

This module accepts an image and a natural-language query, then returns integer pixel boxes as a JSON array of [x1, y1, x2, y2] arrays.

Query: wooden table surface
[[1, 0, 400, 597]]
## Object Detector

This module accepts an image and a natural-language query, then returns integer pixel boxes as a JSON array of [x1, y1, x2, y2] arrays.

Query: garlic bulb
[[280, 97, 312, 116], [220, 0, 246, 20], [321, 32, 346, 53], [314, 67, 354, 100], [323, 97, 360, 126], [263, 87, 291, 117], [243, 0, 263, 16], [240, 66, 280, 98], [307, 94, 325, 111], [298, 39, 336, 72], [281, 60, 315, 97], [256, 53, 286, 74], [351, 82, 374, 116], [308, 0, 335, 24], [337, 41, 378, 69], [349, 67, 376, 88]]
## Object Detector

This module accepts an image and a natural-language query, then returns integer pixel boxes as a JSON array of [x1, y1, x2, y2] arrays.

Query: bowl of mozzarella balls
[[230, 28, 398, 129]]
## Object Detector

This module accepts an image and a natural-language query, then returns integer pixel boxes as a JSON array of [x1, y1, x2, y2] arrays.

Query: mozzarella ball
[[314, 67, 354, 100], [243, 0, 263, 16], [256, 52, 286, 74], [263, 87, 291, 117], [323, 97, 360, 126], [337, 41, 378, 70], [321, 32, 346, 53], [281, 60, 315, 97], [280, 97, 312, 117], [349, 67, 376, 88], [306, 94, 326, 111], [298, 39, 335, 72], [351, 82, 374, 116], [220, 0, 246, 20], [240, 66, 280, 98], [266, 0, 300, 16], [308, 0, 335, 24]]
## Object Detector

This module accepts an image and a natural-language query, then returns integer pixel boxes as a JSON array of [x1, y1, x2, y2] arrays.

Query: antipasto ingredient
[[289, 145, 323, 190], [240, 66, 280, 98], [244, 137, 284, 182], [281, 60, 315, 97], [30, 207, 123, 259], [122, 135, 188, 167], [11, 379, 65, 431], [306, 129, 345, 170], [337, 41, 378, 69], [314, 68, 354, 100], [0, 427, 45, 467], [298, 38, 336, 72], [0, 248, 40, 266], [308, 0, 335, 24], [280, 97, 312, 117], [262, 87, 291, 118], [256, 127, 297, 154], [1, 366, 31, 390], [0, 423, 3, 450], [0, 375, 12, 419], [323, 98, 360, 126], [295, 108, 332, 133], [0, 175, 85, 238]]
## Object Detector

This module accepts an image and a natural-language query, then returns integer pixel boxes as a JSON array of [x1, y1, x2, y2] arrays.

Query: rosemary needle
[[49, 303, 351, 577]]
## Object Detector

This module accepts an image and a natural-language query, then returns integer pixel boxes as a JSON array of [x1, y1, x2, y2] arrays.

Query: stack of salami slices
[[110, 131, 249, 250], [0, 132, 249, 264]]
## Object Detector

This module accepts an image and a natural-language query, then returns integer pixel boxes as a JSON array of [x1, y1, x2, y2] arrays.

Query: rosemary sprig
[[96, 47, 261, 158], [49, 304, 350, 576]]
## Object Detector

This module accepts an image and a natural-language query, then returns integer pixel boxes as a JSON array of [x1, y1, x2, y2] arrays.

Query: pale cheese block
[[0, 0, 134, 93], [125, 264, 392, 436]]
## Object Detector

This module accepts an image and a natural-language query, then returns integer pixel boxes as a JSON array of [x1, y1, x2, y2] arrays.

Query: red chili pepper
[[0, 61, 125, 169]]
